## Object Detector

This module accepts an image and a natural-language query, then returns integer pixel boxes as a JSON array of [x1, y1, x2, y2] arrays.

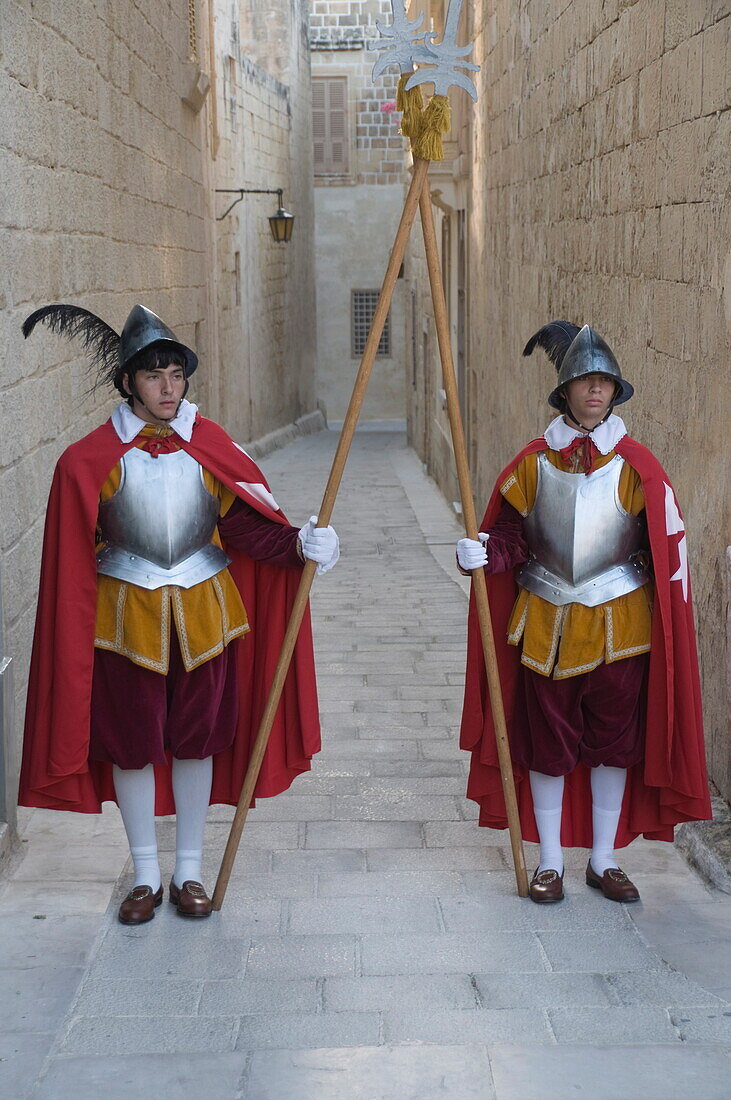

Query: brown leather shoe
[[528, 867, 564, 904], [118, 884, 163, 925], [586, 861, 640, 903], [169, 879, 213, 918]]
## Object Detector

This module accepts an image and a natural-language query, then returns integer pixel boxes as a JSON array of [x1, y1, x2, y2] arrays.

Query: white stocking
[[529, 771, 565, 875], [172, 756, 213, 888], [590, 765, 627, 875], [112, 764, 161, 892]]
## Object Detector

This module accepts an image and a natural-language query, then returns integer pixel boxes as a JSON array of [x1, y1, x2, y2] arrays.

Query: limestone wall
[[408, 1, 731, 800], [212, 0, 317, 443], [405, 0, 475, 504], [0, 0, 208, 782], [310, 1, 407, 422], [314, 183, 409, 421], [0, 0, 317, 814], [310, 0, 404, 185]]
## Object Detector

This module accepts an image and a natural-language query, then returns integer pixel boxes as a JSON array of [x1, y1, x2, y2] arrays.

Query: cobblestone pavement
[[3, 431, 731, 1099]]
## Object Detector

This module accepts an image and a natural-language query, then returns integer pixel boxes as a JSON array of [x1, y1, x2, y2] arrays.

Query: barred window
[[352, 290, 390, 358]]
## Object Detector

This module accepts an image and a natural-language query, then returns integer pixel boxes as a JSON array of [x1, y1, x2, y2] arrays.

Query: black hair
[[116, 342, 187, 402]]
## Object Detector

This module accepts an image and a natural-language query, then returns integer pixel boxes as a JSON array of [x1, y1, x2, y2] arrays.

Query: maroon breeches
[[89, 631, 240, 769], [509, 654, 649, 776]]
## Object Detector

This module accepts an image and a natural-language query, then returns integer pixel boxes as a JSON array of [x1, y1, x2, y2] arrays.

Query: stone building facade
[[215, 0, 318, 444], [407, 1, 731, 802], [0, 0, 318, 851], [310, 0, 408, 424], [405, 0, 475, 502]]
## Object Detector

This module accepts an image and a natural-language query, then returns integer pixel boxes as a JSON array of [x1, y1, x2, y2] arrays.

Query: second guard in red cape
[[457, 322, 711, 904]]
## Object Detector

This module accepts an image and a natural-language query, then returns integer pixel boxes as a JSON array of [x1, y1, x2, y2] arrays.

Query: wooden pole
[[212, 158, 432, 910], [417, 182, 529, 898]]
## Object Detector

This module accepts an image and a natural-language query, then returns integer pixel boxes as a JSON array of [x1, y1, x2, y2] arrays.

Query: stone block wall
[[0, 0, 318, 814], [0, 0, 209, 771], [309, 1, 408, 422], [314, 183, 409, 421], [213, 1, 317, 443], [409, 0, 730, 800], [310, 0, 403, 185], [404, 0, 475, 504]]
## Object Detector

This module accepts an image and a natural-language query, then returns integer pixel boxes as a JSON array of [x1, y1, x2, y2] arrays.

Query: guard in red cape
[[19, 303, 340, 924], [457, 321, 711, 904]]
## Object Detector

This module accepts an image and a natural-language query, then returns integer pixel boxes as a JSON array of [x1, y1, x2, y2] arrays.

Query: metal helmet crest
[[522, 321, 633, 410], [549, 324, 632, 409], [119, 305, 198, 377], [22, 302, 199, 396]]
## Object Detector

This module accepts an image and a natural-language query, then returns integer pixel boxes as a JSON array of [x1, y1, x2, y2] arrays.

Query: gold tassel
[[411, 93, 452, 162], [396, 73, 425, 140], [396, 72, 409, 112]]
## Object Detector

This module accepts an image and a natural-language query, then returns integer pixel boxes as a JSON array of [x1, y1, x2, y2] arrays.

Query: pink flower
[[380, 101, 397, 113]]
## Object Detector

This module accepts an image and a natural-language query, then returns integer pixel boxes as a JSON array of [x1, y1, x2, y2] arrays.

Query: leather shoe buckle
[[606, 868, 628, 882]]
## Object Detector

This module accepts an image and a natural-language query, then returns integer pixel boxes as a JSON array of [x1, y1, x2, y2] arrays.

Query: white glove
[[456, 533, 489, 571], [298, 516, 340, 574]]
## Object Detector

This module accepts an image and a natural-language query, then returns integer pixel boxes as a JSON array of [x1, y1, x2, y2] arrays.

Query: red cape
[[19, 415, 321, 815], [461, 436, 712, 847]]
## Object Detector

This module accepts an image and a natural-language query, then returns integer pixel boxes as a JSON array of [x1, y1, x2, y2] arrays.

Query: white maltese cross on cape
[[231, 440, 280, 513], [664, 482, 688, 602]]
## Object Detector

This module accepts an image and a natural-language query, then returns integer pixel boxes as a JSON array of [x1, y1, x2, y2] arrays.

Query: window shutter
[[328, 78, 347, 173], [312, 78, 327, 174], [312, 76, 348, 176]]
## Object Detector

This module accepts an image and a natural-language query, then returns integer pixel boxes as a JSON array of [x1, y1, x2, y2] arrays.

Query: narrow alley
[[4, 430, 730, 1099]]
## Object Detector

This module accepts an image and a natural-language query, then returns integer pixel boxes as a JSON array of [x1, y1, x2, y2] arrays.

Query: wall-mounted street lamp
[[215, 188, 295, 242]]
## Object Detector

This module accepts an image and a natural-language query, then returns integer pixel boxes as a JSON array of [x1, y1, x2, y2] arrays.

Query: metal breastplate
[[96, 447, 230, 590], [516, 453, 649, 607]]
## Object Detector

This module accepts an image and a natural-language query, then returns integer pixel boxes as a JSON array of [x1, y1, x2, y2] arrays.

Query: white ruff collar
[[111, 398, 199, 443], [543, 413, 627, 456]]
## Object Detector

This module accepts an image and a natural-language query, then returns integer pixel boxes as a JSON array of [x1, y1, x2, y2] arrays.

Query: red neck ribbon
[[141, 436, 179, 459], [559, 434, 600, 475]]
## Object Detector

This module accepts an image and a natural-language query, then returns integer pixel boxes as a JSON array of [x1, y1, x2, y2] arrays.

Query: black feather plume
[[22, 304, 121, 386], [523, 320, 581, 372]]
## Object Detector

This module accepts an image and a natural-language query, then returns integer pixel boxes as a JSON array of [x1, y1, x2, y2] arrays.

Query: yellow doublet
[[94, 428, 249, 673], [501, 449, 652, 679]]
